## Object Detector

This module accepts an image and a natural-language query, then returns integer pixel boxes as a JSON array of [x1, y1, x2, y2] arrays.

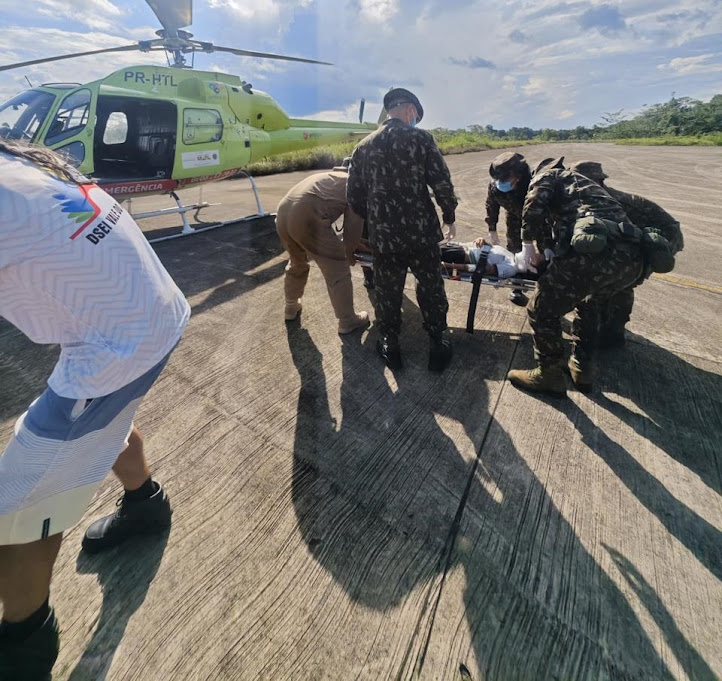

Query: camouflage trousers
[[505, 219, 522, 254], [373, 245, 448, 344], [528, 248, 643, 366], [600, 287, 635, 336]]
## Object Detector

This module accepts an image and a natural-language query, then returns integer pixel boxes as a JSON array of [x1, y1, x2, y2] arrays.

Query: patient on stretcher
[[439, 239, 543, 280]]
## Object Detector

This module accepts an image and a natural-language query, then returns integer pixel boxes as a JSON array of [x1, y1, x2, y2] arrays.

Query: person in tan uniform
[[276, 158, 369, 335]]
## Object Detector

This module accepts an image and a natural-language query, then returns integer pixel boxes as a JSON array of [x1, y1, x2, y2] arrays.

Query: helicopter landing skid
[[128, 173, 272, 244]]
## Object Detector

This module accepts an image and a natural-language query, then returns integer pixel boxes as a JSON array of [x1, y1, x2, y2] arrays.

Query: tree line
[[432, 94, 722, 142]]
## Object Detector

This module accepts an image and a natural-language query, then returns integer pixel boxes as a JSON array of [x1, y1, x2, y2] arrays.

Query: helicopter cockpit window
[[0, 90, 55, 142], [183, 108, 223, 145], [45, 89, 91, 145], [103, 112, 128, 145]]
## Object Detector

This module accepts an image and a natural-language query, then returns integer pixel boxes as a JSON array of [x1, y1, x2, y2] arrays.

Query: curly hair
[[0, 139, 84, 184]]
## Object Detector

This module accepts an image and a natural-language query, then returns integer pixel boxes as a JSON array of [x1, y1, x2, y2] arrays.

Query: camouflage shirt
[[347, 118, 458, 253], [484, 171, 530, 232], [522, 168, 629, 253], [606, 186, 684, 254]]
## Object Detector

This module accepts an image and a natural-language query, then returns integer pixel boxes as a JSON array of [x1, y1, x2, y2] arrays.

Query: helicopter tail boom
[[269, 120, 375, 156]]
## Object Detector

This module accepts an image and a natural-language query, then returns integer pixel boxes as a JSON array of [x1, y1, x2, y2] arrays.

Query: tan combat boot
[[507, 365, 567, 397], [567, 355, 594, 393], [284, 299, 302, 321], [338, 311, 370, 335]]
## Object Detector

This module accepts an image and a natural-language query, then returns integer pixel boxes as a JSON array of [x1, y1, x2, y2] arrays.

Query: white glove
[[544, 248, 555, 262], [487, 230, 500, 246], [442, 222, 457, 241], [519, 242, 536, 268]]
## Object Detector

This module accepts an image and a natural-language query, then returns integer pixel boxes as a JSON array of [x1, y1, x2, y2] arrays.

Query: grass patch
[[244, 133, 545, 176], [246, 143, 357, 176], [432, 131, 544, 155], [242, 131, 721, 177], [613, 134, 722, 146]]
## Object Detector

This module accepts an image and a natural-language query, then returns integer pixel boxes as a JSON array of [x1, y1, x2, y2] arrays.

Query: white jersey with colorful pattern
[[0, 152, 190, 398]]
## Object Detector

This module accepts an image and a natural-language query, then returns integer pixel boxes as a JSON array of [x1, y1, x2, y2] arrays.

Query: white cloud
[[658, 54, 722, 75], [0, 0, 720, 131], [34, 0, 124, 32], [306, 100, 381, 124], [206, 0, 313, 28], [358, 0, 398, 24], [521, 76, 548, 98]]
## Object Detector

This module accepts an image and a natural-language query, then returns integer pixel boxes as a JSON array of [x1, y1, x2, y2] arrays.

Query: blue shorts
[[0, 351, 172, 545]]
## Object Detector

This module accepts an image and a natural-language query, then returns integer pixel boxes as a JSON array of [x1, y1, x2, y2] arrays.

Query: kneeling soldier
[[507, 159, 644, 395]]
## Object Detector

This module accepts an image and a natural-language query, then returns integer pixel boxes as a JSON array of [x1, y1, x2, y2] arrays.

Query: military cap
[[383, 87, 424, 122], [532, 156, 565, 176], [489, 151, 526, 179], [570, 160, 608, 183]]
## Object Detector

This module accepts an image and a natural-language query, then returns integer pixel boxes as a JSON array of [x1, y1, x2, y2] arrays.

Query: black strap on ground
[[466, 251, 489, 334]]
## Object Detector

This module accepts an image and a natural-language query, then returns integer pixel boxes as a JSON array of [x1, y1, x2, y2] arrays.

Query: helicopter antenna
[[24, 75, 33, 87]]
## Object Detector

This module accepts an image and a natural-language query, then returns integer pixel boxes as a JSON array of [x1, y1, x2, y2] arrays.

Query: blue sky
[[0, 0, 720, 129]]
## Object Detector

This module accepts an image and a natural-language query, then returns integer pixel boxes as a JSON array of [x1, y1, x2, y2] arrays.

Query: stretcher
[[354, 250, 538, 334]]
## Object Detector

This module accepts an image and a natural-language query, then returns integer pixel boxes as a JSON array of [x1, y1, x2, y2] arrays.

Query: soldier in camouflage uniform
[[570, 160, 684, 347], [347, 88, 457, 372], [485, 152, 535, 306], [485, 152, 531, 252], [507, 158, 645, 396]]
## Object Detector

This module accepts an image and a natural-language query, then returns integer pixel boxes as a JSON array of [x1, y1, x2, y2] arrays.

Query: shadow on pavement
[[286, 308, 685, 679], [65, 531, 170, 681]]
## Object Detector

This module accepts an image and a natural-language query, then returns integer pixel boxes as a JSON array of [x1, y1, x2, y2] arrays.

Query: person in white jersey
[[0, 140, 190, 680]]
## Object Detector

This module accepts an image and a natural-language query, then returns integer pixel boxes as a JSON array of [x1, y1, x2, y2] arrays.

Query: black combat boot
[[0, 606, 59, 681], [82, 481, 172, 554], [509, 289, 529, 307], [428, 336, 453, 372], [376, 337, 402, 370], [363, 267, 375, 290]]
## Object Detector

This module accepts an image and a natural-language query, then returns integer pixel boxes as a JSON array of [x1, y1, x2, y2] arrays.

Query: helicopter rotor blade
[[209, 45, 333, 66], [146, 0, 192, 34], [0, 45, 142, 73]]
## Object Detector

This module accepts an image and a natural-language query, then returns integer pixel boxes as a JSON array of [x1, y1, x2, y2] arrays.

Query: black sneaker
[[509, 289, 529, 307], [428, 338, 453, 373], [82, 482, 172, 554], [0, 608, 59, 681], [376, 338, 402, 371]]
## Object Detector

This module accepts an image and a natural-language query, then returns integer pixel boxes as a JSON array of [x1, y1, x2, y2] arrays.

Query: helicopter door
[[94, 97, 177, 181], [43, 87, 96, 172]]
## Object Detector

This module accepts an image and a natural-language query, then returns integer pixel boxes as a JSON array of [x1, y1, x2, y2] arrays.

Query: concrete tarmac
[[1, 143, 720, 680]]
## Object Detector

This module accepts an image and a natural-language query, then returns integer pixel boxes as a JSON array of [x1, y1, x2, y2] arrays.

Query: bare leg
[[0, 533, 62, 622], [112, 427, 150, 491]]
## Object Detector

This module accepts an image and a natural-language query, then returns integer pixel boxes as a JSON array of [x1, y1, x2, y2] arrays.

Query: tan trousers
[[276, 196, 358, 325]]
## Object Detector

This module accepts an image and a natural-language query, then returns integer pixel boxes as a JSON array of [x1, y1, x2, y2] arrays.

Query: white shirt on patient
[[466, 243, 527, 279]]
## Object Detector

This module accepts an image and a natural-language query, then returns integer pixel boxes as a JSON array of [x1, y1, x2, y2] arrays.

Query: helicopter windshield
[[0, 90, 56, 142]]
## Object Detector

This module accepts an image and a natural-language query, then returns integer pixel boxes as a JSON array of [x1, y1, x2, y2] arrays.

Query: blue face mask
[[495, 179, 514, 192], [410, 117, 418, 127]]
